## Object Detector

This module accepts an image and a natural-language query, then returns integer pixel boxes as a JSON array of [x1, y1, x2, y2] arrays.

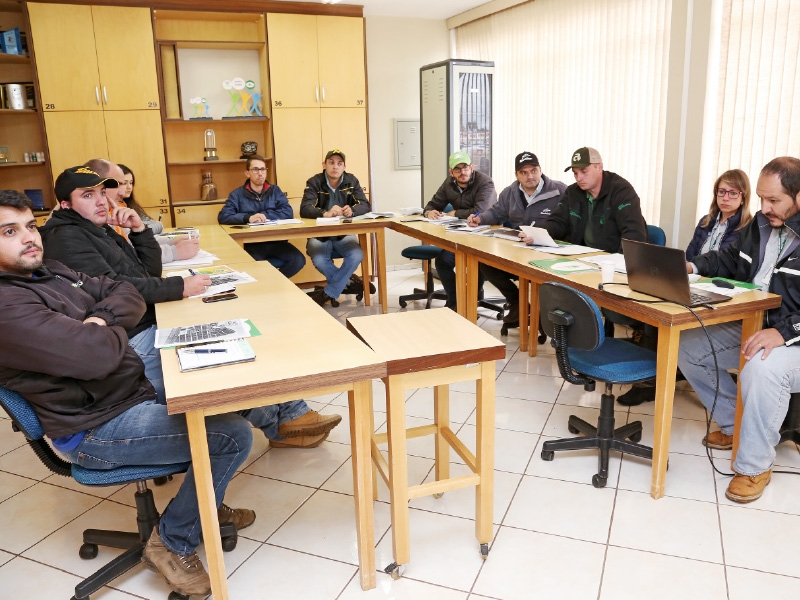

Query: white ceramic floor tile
[[0, 422, 25, 457], [404, 387, 477, 425], [472, 526, 605, 600], [727, 566, 800, 599], [465, 396, 553, 435], [627, 387, 709, 421], [494, 371, 563, 402], [409, 465, 522, 525], [243, 439, 351, 487], [321, 454, 434, 503], [720, 504, 800, 577], [0, 443, 52, 480], [618, 451, 718, 502], [601, 546, 728, 600], [716, 466, 800, 515], [374, 508, 497, 591], [773, 441, 800, 469], [633, 413, 711, 457], [0, 556, 134, 599], [0, 469, 36, 503], [0, 549, 12, 568], [338, 571, 469, 599], [0, 482, 101, 554], [502, 352, 563, 377], [610, 490, 723, 562], [227, 544, 356, 599], [455, 423, 539, 474], [504, 475, 615, 543], [543, 403, 630, 439], [268, 489, 392, 565], [525, 434, 623, 485]]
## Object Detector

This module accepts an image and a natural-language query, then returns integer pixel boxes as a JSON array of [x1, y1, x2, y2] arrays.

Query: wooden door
[[92, 6, 160, 111], [316, 16, 366, 109], [43, 111, 108, 181], [104, 110, 169, 210], [27, 3, 102, 112], [266, 13, 320, 109], [272, 108, 323, 199], [320, 108, 369, 196]]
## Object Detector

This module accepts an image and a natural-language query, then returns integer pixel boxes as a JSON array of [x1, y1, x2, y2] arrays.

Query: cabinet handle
[[95, 87, 100, 105], [315, 86, 319, 103], [103, 86, 108, 105], [321, 86, 326, 103]]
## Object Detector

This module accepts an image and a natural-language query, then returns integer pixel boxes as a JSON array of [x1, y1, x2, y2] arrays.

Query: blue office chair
[[538, 283, 655, 487], [646, 224, 666, 247], [0, 386, 237, 600], [399, 244, 444, 308]]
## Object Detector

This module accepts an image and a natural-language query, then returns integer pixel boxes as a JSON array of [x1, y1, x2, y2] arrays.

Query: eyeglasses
[[249, 167, 268, 173], [451, 165, 472, 174], [716, 188, 741, 199]]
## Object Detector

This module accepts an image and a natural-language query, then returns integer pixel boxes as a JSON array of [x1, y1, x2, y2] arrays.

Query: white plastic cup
[[600, 259, 615, 283]]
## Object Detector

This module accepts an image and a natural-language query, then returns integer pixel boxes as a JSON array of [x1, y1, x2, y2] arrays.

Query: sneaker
[[725, 470, 771, 503], [343, 274, 376, 295], [270, 432, 328, 448], [277, 410, 342, 438], [616, 381, 655, 406], [308, 288, 339, 307], [143, 526, 211, 596], [217, 503, 255, 531], [702, 430, 733, 450]]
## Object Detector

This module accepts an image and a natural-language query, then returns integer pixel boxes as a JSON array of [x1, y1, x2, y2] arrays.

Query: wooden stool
[[346, 308, 506, 578]]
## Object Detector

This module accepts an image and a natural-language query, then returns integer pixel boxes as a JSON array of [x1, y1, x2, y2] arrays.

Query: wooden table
[[346, 309, 506, 575], [389, 221, 782, 499], [156, 260, 386, 597], [222, 218, 390, 311]]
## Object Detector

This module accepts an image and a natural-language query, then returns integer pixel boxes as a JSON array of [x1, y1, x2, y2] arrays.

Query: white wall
[[364, 16, 450, 267]]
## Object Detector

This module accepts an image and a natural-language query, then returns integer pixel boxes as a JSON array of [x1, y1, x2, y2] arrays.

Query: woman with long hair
[[118, 164, 164, 234], [685, 169, 753, 260]]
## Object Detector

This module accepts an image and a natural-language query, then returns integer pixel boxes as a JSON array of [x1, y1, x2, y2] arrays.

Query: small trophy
[[200, 171, 218, 201], [240, 141, 258, 159], [203, 128, 219, 161]]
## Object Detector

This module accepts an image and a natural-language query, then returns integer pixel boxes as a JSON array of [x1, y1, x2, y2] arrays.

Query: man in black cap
[[468, 151, 566, 324]]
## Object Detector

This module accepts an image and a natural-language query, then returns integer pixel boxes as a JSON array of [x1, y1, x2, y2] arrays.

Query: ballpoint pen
[[185, 348, 227, 354]]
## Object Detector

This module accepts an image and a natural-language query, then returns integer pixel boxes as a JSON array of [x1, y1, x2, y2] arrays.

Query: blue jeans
[[129, 326, 164, 404], [245, 240, 306, 278], [677, 322, 800, 475], [64, 400, 253, 555], [435, 250, 484, 309], [306, 235, 363, 297]]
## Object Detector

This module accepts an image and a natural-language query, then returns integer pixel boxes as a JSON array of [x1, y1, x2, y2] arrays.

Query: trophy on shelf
[[189, 96, 212, 120], [200, 171, 218, 201], [244, 80, 263, 117], [240, 141, 258, 159], [203, 128, 219, 161]]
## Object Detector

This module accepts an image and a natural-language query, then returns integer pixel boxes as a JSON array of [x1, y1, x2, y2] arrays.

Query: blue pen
[[188, 269, 197, 275]]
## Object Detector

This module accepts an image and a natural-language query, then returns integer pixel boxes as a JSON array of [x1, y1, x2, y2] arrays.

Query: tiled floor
[[2, 269, 800, 599]]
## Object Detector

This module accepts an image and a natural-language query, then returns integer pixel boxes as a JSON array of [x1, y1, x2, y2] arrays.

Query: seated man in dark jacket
[[41, 164, 341, 448], [217, 155, 306, 278], [0, 189, 254, 597], [300, 149, 373, 306], [468, 151, 566, 324]]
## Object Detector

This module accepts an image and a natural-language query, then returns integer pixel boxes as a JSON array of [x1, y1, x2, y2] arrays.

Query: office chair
[[398, 244, 444, 308], [0, 386, 237, 600], [780, 393, 800, 445], [646, 224, 667, 247], [538, 283, 655, 488]]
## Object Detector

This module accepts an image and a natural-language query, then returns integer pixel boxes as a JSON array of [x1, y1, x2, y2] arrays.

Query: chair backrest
[[0, 385, 45, 441], [646, 224, 666, 247], [539, 282, 604, 351]]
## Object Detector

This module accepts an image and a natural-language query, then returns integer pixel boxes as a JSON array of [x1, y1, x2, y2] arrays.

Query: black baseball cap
[[565, 147, 602, 172], [325, 149, 346, 162], [55, 166, 118, 201], [515, 151, 539, 172]]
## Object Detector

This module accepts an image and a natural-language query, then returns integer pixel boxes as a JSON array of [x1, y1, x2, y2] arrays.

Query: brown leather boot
[[278, 410, 342, 438], [217, 503, 256, 530], [725, 470, 772, 503], [270, 432, 328, 448], [143, 526, 211, 596], [702, 430, 733, 450]]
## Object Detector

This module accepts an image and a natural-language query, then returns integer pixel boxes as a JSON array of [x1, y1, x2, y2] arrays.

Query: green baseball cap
[[325, 149, 346, 162], [565, 147, 602, 171], [449, 151, 471, 170]]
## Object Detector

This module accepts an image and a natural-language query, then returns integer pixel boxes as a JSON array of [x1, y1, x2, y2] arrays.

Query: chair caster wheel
[[221, 534, 238, 552], [480, 543, 489, 560], [384, 562, 404, 580], [399, 300, 407, 308], [433, 492, 444, 499], [592, 474, 607, 488], [152, 475, 172, 486], [541, 450, 554, 461], [628, 431, 643, 443], [538, 332, 547, 345], [168, 592, 190, 600], [356, 292, 364, 302], [494, 312, 503, 321], [567, 424, 580, 434], [79, 543, 98, 560], [500, 324, 509, 336]]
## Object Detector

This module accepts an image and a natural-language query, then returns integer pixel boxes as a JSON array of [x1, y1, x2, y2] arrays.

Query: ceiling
[[310, 0, 493, 20]]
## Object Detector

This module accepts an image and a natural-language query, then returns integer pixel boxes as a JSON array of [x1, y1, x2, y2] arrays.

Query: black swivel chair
[[538, 283, 656, 487], [0, 386, 237, 600]]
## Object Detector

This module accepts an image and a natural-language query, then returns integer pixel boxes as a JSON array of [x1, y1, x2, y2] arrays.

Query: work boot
[[217, 503, 256, 531], [143, 526, 211, 596], [702, 430, 733, 450], [725, 470, 772, 503], [343, 274, 376, 295], [308, 288, 339, 307], [278, 410, 342, 438], [616, 381, 655, 406], [270, 432, 328, 448], [503, 302, 520, 324]]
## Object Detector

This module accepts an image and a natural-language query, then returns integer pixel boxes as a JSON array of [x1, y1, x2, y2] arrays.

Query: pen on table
[[188, 269, 197, 276], [185, 348, 227, 354]]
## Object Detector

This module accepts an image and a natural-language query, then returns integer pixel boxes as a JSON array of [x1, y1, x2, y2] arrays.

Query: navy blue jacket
[[685, 210, 743, 261], [218, 180, 294, 225]]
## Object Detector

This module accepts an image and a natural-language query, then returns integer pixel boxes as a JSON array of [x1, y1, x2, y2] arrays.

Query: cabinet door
[[104, 111, 169, 210], [321, 108, 369, 195], [43, 112, 109, 180], [272, 108, 323, 199], [27, 3, 102, 112], [267, 14, 320, 109], [92, 6, 160, 111], [316, 17, 366, 108], [173, 203, 223, 228]]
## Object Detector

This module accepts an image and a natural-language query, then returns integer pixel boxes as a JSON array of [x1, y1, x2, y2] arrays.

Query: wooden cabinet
[[26, 3, 159, 112], [173, 201, 224, 228]]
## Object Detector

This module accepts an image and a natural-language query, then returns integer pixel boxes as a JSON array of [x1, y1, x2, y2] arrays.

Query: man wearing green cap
[[423, 150, 497, 309]]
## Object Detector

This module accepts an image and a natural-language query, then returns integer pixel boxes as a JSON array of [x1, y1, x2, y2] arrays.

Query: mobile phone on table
[[202, 292, 238, 303], [342, 217, 353, 223]]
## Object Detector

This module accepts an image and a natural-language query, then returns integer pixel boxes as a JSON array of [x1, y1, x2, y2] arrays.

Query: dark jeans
[[480, 263, 519, 305], [434, 250, 484, 309], [245, 240, 306, 278]]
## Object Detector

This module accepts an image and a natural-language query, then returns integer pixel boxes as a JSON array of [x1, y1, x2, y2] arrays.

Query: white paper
[[447, 224, 491, 234], [248, 218, 303, 227], [316, 217, 341, 225], [519, 226, 558, 247], [352, 211, 395, 220], [155, 318, 252, 348], [177, 339, 256, 371], [516, 243, 600, 256], [399, 207, 423, 215], [579, 254, 627, 273], [424, 215, 459, 224], [162, 249, 218, 269], [690, 283, 753, 297]]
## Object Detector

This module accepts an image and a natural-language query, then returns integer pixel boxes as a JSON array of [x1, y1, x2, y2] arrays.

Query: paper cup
[[600, 260, 615, 283]]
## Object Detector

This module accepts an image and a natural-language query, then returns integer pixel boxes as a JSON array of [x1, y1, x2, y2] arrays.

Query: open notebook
[[176, 339, 255, 372]]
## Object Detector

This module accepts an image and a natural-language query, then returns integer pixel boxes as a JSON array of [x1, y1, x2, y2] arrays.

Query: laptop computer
[[621, 239, 732, 307]]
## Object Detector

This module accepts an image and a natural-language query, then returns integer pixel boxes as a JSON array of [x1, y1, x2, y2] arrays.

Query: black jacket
[[0, 261, 154, 438], [424, 169, 497, 219], [40, 209, 184, 337], [542, 170, 648, 252], [692, 211, 800, 344], [300, 172, 371, 218], [481, 174, 566, 227]]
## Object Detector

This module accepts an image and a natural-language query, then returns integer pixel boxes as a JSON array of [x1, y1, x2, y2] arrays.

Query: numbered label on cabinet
[[159, 198, 168, 205], [177, 208, 186, 214], [274, 100, 283, 107], [44, 103, 55, 110], [357, 100, 364, 106], [148, 101, 158, 108]]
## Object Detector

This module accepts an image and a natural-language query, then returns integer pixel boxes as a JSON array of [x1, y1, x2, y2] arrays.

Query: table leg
[[519, 278, 530, 352], [185, 411, 228, 600], [650, 325, 680, 499], [456, 251, 468, 320], [465, 255, 479, 323], [375, 229, 388, 313], [475, 361, 495, 544], [528, 282, 541, 357], [732, 310, 766, 464], [384, 375, 411, 567], [358, 233, 372, 307], [434, 383, 450, 483], [349, 379, 377, 590]]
